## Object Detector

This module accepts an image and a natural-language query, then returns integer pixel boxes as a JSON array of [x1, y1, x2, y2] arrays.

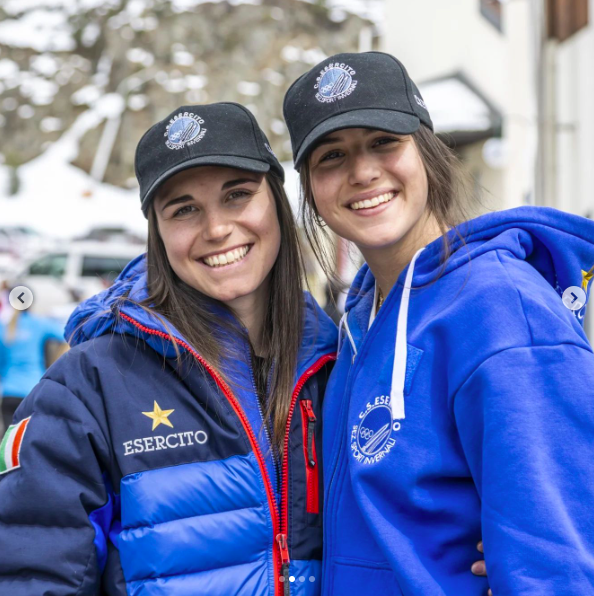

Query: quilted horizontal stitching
[[121, 502, 266, 532], [126, 556, 268, 584]]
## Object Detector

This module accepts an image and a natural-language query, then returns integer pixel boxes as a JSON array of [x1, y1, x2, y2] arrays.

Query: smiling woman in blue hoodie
[[284, 52, 594, 595], [0, 103, 337, 595]]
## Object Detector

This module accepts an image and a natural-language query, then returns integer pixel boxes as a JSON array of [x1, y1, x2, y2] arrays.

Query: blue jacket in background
[[0, 254, 337, 596], [0, 311, 65, 398], [322, 206, 594, 595]]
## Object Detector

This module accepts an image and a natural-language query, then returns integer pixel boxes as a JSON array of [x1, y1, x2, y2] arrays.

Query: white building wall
[[382, 0, 535, 211], [382, 0, 593, 341]]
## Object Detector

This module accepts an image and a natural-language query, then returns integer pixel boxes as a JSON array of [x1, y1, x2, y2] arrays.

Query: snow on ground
[[0, 158, 145, 241], [0, 105, 146, 241]]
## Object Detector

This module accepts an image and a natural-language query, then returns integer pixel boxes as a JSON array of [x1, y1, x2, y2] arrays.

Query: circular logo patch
[[164, 112, 207, 150], [351, 395, 400, 464], [315, 63, 357, 104]]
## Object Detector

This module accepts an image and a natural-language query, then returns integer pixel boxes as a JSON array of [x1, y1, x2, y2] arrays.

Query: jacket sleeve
[[0, 376, 114, 595], [453, 343, 594, 596]]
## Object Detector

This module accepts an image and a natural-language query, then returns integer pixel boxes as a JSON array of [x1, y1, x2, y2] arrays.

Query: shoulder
[[420, 249, 590, 396], [302, 291, 338, 348], [45, 332, 165, 400], [465, 249, 587, 347]]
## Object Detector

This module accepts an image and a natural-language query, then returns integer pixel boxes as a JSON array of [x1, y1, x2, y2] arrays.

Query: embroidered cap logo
[[165, 112, 207, 150], [314, 63, 357, 104]]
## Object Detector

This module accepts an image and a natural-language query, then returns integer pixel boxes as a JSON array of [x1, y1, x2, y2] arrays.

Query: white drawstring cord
[[390, 247, 425, 420], [338, 311, 358, 363]]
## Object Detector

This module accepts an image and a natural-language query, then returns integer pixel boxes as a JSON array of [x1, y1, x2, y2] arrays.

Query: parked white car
[[15, 241, 145, 315]]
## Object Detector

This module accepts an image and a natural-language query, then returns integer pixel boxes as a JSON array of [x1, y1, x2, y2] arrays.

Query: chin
[[354, 230, 407, 250], [210, 285, 256, 305]]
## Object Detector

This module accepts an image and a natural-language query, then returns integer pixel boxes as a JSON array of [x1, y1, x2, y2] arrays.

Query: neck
[[362, 211, 442, 298], [227, 279, 270, 357]]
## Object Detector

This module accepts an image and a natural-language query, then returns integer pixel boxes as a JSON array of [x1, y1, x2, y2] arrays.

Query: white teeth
[[203, 245, 250, 268], [350, 192, 396, 211]]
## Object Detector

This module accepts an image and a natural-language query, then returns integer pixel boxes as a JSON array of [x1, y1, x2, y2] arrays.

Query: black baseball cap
[[135, 102, 284, 216], [283, 51, 433, 169]]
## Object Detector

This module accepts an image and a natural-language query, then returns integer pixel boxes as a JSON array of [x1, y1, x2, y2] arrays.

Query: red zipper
[[277, 352, 336, 590], [119, 313, 285, 594], [300, 400, 319, 514]]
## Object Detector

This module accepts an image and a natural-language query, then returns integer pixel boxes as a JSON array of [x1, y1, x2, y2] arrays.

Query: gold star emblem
[[582, 266, 594, 291], [142, 401, 175, 431]]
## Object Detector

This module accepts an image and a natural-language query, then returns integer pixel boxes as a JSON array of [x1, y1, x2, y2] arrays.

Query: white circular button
[[9, 286, 34, 311], [562, 286, 586, 311]]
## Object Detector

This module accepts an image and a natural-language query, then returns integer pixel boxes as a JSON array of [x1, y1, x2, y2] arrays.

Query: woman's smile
[[347, 190, 398, 213], [199, 243, 252, 268]]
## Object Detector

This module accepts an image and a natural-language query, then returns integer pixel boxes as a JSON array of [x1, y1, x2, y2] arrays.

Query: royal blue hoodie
[[322, 206, 594, 596]]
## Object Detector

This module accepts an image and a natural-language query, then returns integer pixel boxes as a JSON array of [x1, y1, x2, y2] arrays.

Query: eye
[[227, 190, 251, 201], [372, 136, 400, 148], [172, 204, 197, 218], [318, 149, 344, 164]]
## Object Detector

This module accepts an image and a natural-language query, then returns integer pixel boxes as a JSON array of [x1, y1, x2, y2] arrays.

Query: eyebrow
[[312, 129, 378, 151], [221, 176, 260, 190], [161, 195, 192, 212]]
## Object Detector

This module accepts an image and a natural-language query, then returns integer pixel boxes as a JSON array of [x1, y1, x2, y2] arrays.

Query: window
[[28, 254, 67, 277], [480, 0, 503, 32], [81, 255, 130, 282]]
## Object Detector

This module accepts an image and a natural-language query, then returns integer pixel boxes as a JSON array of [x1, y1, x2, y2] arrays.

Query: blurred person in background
[[0, 296, 66, 434], [284, 51, 594, 595], [0, 281, 10, 324]]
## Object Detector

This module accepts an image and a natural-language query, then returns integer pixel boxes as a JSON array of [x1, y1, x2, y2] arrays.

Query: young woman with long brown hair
[[0, 103, 336, 595], [284, 51, 594, 595]]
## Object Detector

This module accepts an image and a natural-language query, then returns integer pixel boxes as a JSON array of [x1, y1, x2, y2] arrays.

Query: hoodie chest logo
[[351, 395, 401, 465]]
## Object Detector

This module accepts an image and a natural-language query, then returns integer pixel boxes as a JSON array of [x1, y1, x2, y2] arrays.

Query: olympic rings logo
[[359, 427, 375, 440]]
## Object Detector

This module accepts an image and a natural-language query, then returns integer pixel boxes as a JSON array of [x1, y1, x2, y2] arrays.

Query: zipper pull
[[276, 533, 290, 565], [276, 533, 291, 595], [303, 401, 317, 467]]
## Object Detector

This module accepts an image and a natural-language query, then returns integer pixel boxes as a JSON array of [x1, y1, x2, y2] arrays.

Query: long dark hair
[[299, 124, 477, 286], [140, 171, 304, 455]]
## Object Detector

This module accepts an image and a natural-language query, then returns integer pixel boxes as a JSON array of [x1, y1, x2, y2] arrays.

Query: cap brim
[[141, 155, 270, 214], [294, 109, 421, 168]]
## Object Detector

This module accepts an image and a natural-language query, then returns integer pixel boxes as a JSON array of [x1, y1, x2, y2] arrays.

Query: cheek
[[160, 225, 196, 270], [402, 154, 428, 199], [311, 173, 339, 221]]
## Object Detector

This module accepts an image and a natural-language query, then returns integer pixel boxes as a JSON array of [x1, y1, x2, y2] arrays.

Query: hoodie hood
[[65, 253, 337, 377], [343, 206, 594, 419], [347, 206, 594, 317]]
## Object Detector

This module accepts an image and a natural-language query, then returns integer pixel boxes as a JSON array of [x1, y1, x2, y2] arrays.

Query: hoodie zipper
[[277, 353, 336, 591], [119, 311, 335, 596]]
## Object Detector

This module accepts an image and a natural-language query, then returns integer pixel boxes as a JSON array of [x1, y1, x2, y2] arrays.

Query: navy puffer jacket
[[0, 254, 337, 596]]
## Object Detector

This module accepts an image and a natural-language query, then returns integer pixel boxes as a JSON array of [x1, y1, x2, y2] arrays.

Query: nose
[[202, 209, 233, 243], [348, 152, 381, 187]]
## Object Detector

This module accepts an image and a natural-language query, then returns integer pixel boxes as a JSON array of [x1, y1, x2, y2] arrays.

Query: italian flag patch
[[0, 416, 31, 475]]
